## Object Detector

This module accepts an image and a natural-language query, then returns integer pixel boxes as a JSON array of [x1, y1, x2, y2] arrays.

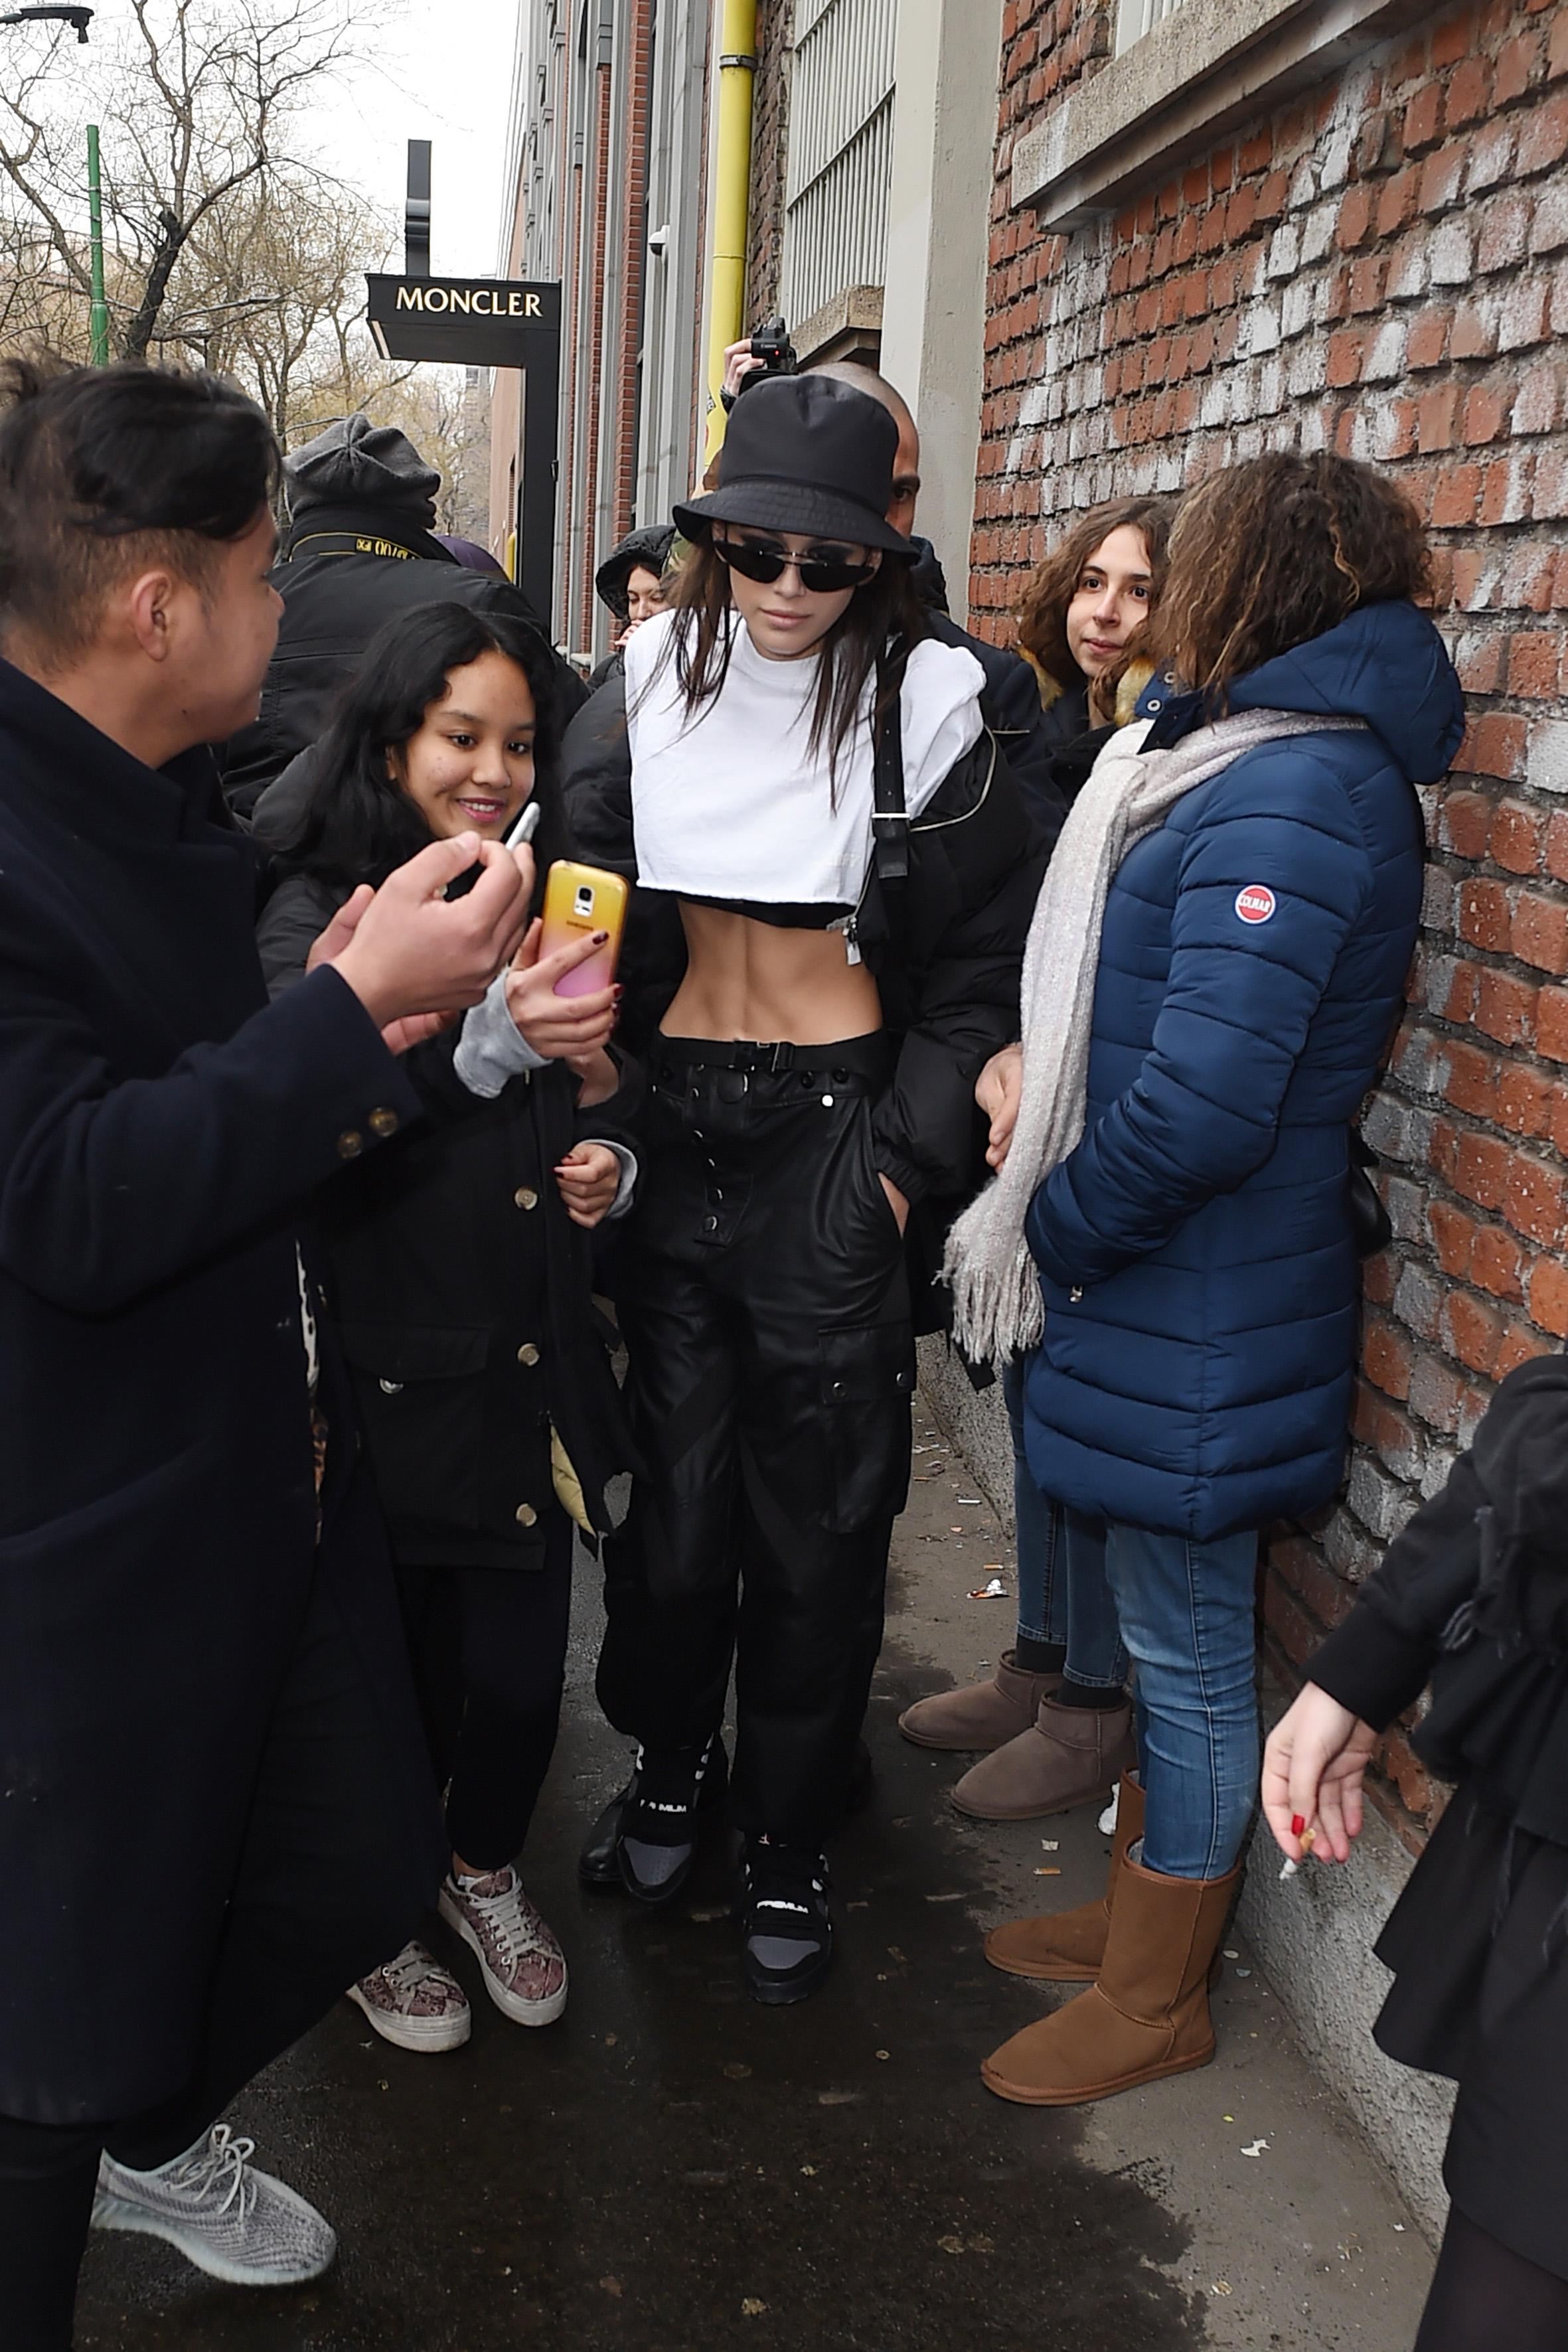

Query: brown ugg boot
[[950, 1693, 1134, 1822], [979, 1851, 1241, 2106], [984, 1773, 1144, 1984], [897, 1652, 1061, 1753]]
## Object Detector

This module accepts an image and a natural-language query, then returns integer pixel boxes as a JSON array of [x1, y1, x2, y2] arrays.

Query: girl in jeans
[[899, 498, 1170, 1824], [947, 453, 1462, 2105]]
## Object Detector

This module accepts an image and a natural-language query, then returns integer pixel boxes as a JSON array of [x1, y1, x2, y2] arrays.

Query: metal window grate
[[779, 0, 898, 331], [1115, 0, 1186, 56]]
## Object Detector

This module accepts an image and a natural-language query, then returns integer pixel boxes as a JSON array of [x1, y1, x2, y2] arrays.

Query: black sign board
[[364, 268, 562, 635], [365, 273, 561, 368]]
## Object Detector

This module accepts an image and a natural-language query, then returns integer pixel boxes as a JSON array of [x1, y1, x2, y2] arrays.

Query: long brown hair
[[1146, 453, 1432, 713], [663, 537, 930, 787], [1014, 496, 1172, 705]]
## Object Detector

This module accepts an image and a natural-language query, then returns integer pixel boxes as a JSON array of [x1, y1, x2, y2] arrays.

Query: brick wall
[[976, 0, 1568, 1848], [747, 0, 793, 321]]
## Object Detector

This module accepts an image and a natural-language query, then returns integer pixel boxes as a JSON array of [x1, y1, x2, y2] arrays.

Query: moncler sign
[[365, 273, 562, 366]]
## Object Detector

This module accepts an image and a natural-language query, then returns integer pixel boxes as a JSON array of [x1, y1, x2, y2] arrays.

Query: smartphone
[[538, 860, 630, 998]]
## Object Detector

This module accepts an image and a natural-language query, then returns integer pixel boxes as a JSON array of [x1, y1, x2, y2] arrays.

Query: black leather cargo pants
[[597, 1035, 916, 1847]]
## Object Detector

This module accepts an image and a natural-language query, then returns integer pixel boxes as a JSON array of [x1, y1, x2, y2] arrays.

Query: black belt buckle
[[731, 1039, 795, 1074]]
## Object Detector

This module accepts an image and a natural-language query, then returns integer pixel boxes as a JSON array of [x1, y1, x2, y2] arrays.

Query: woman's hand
[[976, 1042, 1024, 1171], [555, 1141, 621, 1229], [504, 918, 619, 1062], [1261, 1683, 1380, 1865], [878, 1174, 910, 1235]]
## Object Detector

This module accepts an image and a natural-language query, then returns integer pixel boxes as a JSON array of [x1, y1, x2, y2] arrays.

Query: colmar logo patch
[[1235, 884, 1277, 925]]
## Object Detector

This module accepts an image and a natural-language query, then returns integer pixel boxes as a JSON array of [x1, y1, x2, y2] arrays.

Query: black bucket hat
[[674, 375, 915, 558]]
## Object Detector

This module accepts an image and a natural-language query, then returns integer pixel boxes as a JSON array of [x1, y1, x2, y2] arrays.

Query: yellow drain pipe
[[703, 0, 757, 467]]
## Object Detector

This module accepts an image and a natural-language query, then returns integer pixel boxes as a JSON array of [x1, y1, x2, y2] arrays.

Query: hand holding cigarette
[[1261, 1682, 1381, 1872]]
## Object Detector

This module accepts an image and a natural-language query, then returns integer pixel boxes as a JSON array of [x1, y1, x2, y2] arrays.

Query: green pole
[[86, 121, 108, 364]]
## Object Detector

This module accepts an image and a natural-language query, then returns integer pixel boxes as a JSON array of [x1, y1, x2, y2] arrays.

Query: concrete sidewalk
[[75, 1395, 1435, 2349]]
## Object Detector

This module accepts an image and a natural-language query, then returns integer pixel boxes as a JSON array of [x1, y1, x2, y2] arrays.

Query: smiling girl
[[258, 601, 641, 2049], [565, 374, 1044, 2001]]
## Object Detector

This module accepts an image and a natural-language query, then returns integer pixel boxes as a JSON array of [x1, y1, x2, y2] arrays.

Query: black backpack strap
[[872, 641, 909, 884]]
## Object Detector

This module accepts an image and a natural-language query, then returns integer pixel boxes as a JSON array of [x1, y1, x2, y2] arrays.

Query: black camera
[[747, 315, 797, 379]]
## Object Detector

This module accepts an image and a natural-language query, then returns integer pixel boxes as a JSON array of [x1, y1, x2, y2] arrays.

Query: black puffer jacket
[[220, 507, 588, 817], [908, 537, 1065, 841], [560, 668, 1045, 1222], [257, 871, 641, 1565]]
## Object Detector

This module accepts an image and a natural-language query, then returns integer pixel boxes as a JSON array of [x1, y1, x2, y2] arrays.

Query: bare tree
[[0, 0, 384, 363]]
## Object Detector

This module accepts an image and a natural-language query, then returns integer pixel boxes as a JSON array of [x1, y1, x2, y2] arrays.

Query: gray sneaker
[[92, 2122, 337, 2286]]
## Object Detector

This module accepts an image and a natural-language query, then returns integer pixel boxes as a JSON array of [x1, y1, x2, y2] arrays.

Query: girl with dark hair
[[900, 495, 1172, 1827], [947, 451, 1464, 2106], [565, 372, 1044, 2001], [258, 600, 640, 2050], [1014, 497, 1171, 760]]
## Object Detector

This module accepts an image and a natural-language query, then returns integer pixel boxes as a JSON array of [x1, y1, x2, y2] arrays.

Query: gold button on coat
[[516, 1342, 540, 1367], [514, 1186, 539, 1210], [368, 1106, 399, 1138], [514, 1502, 538, 1526], [337, 1130, 363, 1160]]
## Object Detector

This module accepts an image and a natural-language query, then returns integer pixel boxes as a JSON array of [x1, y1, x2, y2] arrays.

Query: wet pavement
[[76, 1399, 1436, 2350]]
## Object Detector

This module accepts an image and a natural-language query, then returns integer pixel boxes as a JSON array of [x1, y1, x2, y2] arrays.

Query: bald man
[[722, 343, 1064, 837]]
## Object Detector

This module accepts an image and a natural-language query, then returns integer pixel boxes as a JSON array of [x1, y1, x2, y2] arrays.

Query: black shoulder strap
[[872, 640, 909, 884]]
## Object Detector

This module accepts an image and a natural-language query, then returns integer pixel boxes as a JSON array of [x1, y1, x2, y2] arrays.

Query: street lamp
[[0, 7, 92, 36]]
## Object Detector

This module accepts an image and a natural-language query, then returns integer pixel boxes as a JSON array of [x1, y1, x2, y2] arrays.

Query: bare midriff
[[660, 901, 882, 1044]]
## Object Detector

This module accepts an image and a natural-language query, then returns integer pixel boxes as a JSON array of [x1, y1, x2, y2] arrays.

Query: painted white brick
[[1527, 720, 1568, 795]]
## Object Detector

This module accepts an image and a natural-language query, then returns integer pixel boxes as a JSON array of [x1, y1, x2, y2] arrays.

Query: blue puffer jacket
[[1022, 600, 1464, 1540]]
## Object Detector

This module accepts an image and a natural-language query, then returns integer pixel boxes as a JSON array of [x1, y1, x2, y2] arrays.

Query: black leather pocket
[[817, 1321, 916, 1533]]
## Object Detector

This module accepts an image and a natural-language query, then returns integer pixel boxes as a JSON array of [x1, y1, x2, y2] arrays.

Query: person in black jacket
[[565, 374, 1044, 2003], [219, 413, 586, 815], [0, 360, 532, 2347], [1264, 1354, 1568, 2350], [258, 601, 641, 2050], [586, 521, 677, 691]]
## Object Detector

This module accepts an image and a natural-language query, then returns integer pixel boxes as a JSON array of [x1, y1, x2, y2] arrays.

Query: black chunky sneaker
[[613, 1742, 717, 1906], [580, 1741, 730, 1889], [739, 1839, 833, 2005]]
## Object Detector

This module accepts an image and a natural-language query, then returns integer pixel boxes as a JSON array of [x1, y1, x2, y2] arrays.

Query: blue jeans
[[1061, 1509, 1260, 1881], [1003, 1361, 1127, 1691]]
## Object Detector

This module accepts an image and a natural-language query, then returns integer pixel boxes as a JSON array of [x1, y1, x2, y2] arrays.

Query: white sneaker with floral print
[[348, 1938, 471, 2051], [439, 1866, 568, 2025]]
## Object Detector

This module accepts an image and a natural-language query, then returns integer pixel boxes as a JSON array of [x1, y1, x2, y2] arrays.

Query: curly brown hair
[[1014, 496, 1172, 702], [1146, 452, 1433, 712]]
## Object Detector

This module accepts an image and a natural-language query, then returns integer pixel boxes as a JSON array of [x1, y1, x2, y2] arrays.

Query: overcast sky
[[303, 0, 521, 278]]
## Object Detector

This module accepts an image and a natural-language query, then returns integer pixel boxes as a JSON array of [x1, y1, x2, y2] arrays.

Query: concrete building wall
[[492, 0, 714, 653]]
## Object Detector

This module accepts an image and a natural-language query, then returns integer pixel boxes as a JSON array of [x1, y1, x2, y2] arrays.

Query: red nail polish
[[592, 929, 609, 944], [1290, 1814, 1306, 1838]]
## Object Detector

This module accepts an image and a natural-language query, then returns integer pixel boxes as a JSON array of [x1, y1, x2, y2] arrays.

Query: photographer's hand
[[722, 338, 765, 404]]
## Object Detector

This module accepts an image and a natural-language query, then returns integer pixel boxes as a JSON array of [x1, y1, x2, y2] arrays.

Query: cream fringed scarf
[[943, 708, 1364, 1364]]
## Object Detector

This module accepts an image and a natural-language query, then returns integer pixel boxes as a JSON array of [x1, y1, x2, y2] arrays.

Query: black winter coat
[[258, 874, 640, 1564], [218, 504, 588, 816], [0, 660, 439, 2121], [907, 538, 1066, 840], [1311, 1351, 1568, 1846], [560, 667, 1045, 1256]]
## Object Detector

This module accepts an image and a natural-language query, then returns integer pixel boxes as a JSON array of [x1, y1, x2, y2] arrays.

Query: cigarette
[[1278, 1824, 1315, 1883]]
